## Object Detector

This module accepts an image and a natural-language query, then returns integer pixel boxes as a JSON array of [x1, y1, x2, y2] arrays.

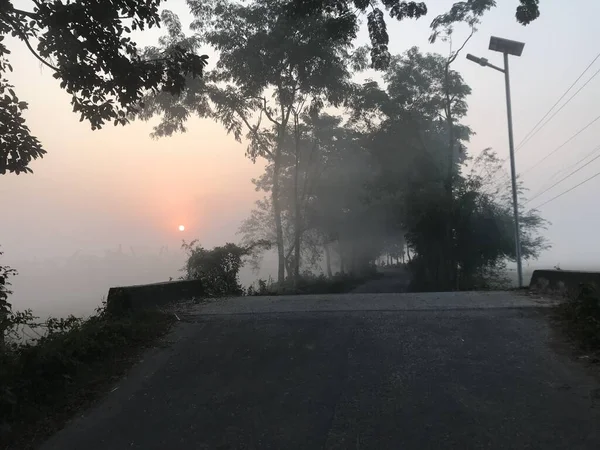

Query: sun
[[178, 225, 185, 232]]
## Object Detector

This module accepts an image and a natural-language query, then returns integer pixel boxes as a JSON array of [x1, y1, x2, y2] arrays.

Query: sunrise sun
[[178, 225, 185, 232]]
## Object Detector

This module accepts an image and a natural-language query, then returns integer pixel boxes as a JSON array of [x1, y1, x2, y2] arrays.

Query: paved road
[[42, 292, 600, 450], [351, 267, 411, 293]]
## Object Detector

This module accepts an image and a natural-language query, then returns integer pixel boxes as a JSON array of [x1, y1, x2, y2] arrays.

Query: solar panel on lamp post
[[467, 36, 526, 289]]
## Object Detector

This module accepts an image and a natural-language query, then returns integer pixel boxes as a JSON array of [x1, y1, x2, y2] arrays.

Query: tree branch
[[237, 109, 274, 158], [448, 26, 475, 64], [258, 97, 280, 126], [11, 8, 38, 19], [1, 11, 59, 72]]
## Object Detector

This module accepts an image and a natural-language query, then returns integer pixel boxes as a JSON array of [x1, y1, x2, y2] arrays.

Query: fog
[[3, 0, 600, 318]]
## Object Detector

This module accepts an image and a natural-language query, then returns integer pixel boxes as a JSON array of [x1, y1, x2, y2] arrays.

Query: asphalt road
[[351, 267, 411, 293], [41, 292, 600, 450]]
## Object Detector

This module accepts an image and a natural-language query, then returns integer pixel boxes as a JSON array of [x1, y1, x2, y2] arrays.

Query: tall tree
[[141, 0, 357, 283], [346, 47, 469, 288], [239, 45, 549, 289], [428, 0, 505, 287], [353, 47, 548, 290], [0, 1, 207, 174]]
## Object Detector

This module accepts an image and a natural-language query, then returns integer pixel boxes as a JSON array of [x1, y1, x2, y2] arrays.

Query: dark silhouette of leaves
[[0, 1, 208, 174], [516, 0, 540, 25], [286, 0, 541, 68], [367, 9, 390, 70]]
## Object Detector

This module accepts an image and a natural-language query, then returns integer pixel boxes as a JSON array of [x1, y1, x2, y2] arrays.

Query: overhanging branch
[[1, 11, 59, 72]]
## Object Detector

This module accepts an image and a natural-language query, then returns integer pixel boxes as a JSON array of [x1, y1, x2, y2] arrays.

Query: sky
[[2, 0, 600, 314]]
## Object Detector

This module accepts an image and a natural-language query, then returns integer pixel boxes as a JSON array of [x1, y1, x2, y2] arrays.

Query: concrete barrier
[[106, 279, 205, 314], [529, 270, 600, 296]]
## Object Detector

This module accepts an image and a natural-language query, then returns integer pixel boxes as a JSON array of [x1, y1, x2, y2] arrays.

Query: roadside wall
[[106, 279, 204, 314], [529, 270, 600, 295]]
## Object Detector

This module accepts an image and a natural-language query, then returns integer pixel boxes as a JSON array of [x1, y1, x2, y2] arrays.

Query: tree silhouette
[[0, 1, 208, 174], [140, 0, 358, 283], [286, 0, 540, 69]]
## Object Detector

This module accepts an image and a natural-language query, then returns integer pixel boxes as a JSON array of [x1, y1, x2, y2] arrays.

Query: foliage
[[246, 277, 273, 296], [0, 1, 208, 174], [286, 0, 540, 69], [238, 45, 549, 290], [142, 0, 357, 144], [141, 0, 359, 283], [238, 111, 383, 279], [0, 302, 174, 447], [138, 2, 548, 290], [0, 42, 45, 175], [181, 240, 265, 296], [555, 284, 600, 353], [246, 270, 380, 296], [0, 248, 17, 329], [284, 270, 380, 295]]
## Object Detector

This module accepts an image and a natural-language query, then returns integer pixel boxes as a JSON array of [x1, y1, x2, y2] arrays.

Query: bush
[[247, 270, 381, 296], [181, 240, 249, 297], [555, 283, 600, 352], [0, 303, 174, 448]]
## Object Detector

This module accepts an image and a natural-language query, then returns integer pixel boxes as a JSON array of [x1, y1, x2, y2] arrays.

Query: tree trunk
[[272, 153, 285, 284], [272, 97, 294, 285], [285, 256, 293, 280], [324, 243, 332, 278], [444, 61, 456, 291], [293, 114, 301, 284]]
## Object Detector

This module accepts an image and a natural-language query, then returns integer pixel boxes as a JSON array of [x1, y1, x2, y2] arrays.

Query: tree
[[0, 1, 207, 174], [286, 0, 540, 68], [452, 149, 549, 289], [234, 44, 548, 289], [140, 0, 358, 283], [343, 46, 549, 290]]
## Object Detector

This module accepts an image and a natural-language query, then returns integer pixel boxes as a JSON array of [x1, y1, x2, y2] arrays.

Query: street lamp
[[467, 36, 525, 288]]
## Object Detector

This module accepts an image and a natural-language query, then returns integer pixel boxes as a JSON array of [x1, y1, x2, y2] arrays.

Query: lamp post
[[467, 36, 525, 288]]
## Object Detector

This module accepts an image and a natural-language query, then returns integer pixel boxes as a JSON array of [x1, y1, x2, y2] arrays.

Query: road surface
[[351, 267, 411, 293], [42, 292, 600, 450]]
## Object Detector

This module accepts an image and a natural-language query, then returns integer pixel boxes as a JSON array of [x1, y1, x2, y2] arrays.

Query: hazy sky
[[2, 0, 600, 312]]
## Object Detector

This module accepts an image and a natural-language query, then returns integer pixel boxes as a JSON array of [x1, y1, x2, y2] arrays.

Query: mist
[[3, 0, 600, 320]]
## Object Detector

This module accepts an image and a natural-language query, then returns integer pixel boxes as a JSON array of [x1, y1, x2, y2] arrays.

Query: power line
[[530, 170, 600, 209], [525, 146, 600, 204], [532, 143, 600, 195], [521, 113, 600, 176], [516, 65, 600, 152], [516, 50, 600, 150], [473, 51, 600, 186]]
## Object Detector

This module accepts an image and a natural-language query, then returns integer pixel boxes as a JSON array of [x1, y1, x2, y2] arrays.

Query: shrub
[[246, 277, 274, 296], [181, 241, 251, 297], [555, 283, 600, 351], [1, 247, 18, 350], [0, 302, 173, 447], [246, 270, 381, 296]]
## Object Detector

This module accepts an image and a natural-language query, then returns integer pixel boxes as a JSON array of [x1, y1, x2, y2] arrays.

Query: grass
[[553, 284, 600, 362], [0, 306, 175, 450]]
